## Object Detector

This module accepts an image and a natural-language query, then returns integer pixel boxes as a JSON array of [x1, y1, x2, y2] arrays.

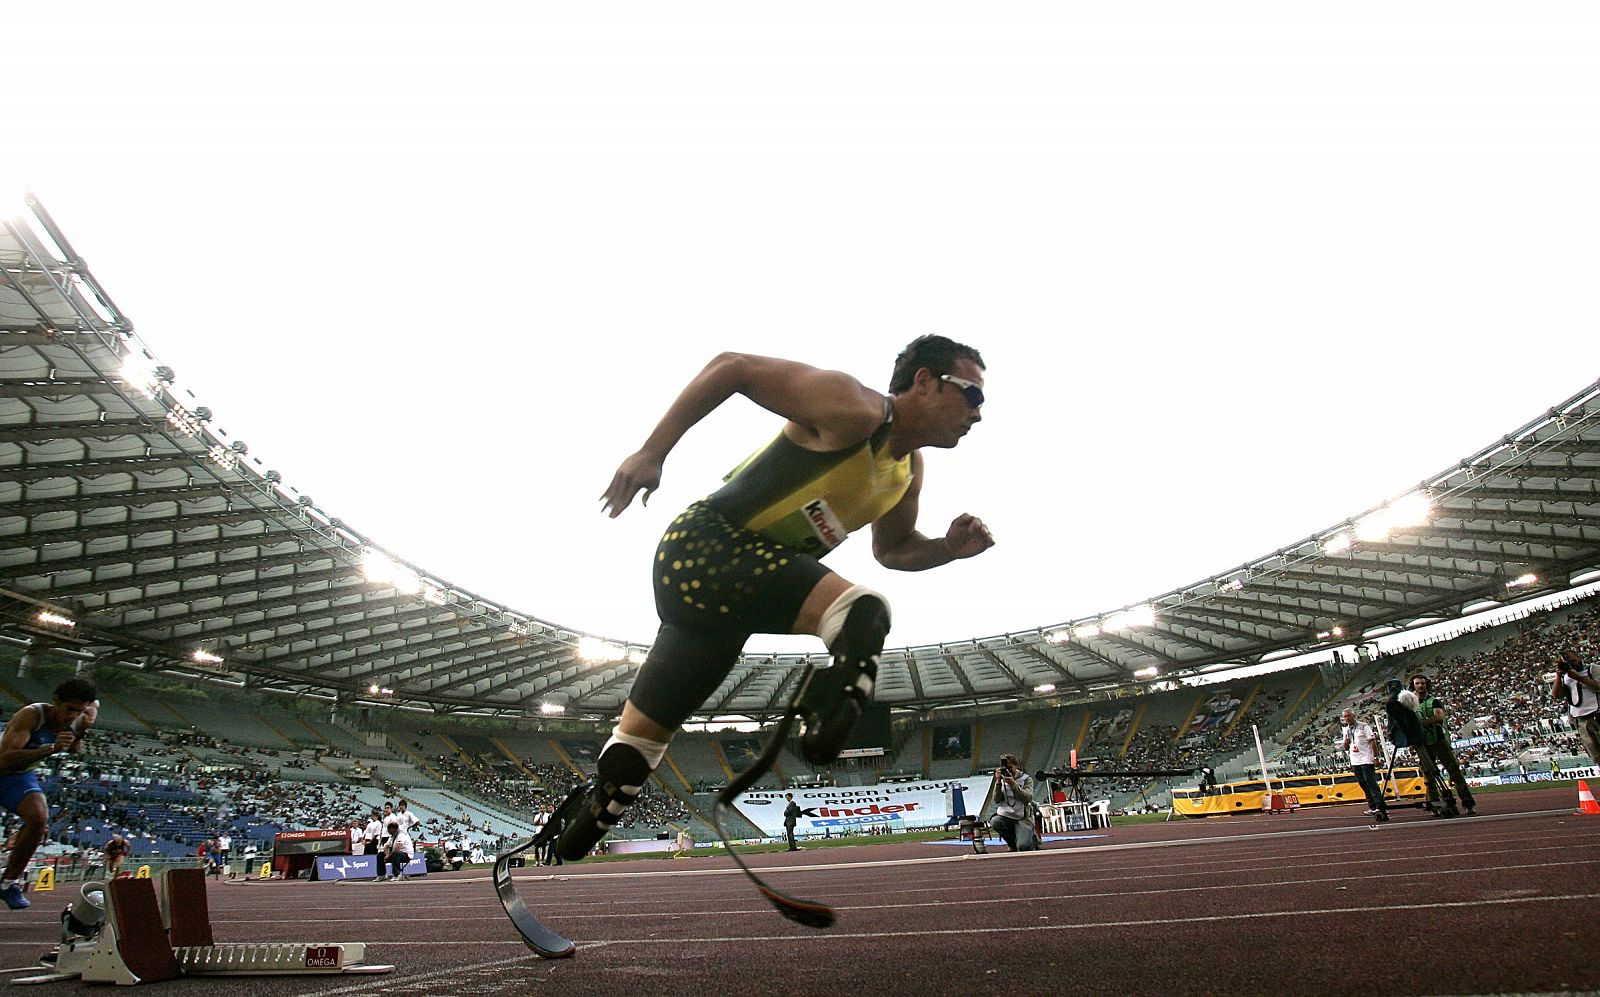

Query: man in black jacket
[[783, 793, 803, 851]]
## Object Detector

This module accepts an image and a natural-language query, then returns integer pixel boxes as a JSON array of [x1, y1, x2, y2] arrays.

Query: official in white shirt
[[383, 821, 414, 882], [393, 800, 421, 837], [1340, 709, 1388, 822], [363, 811, 385, 868]]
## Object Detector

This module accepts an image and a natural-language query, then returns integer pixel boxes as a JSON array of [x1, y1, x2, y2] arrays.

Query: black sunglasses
[[938, 373, 984, 409]]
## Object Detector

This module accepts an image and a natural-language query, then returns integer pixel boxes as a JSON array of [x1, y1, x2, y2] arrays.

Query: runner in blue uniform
[[1, 678, 97, 909]]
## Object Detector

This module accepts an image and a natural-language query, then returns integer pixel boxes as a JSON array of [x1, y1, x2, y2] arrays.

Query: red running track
[[3, 787, 1595, 996]]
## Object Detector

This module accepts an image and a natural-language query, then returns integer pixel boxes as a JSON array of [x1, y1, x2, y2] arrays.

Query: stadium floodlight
[[1134, 666, 1159, 678], [1322, 532, 1352, 554], [1353, 514, 1391, 542], [1103, 605, 1154, 632], [1387, 492, 1432, 527], [1033, 683, 1056, 694], [1506, 572, 1539, 589], [191, 649, 224, 665], [117, 355, 172, 399], [626, 647, 650, 665], [360, 549, 397, 583], [1316, 626, 1345, 640], [165, 403, 204, 437], [1072, 624, 1101, 640], [577, 636, 624, 662], [367, 683, 393, 696], [1044, 629, 1071, 643], [1354, 493, 1432, 542], [421, 581, 447, 606], [35, 610, 75, 628], [540, 702, 566, 715]]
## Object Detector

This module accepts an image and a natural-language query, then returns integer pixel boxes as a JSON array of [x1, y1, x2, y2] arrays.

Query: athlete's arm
[[872, 454, 995, 571], [601, 353, 884, 518], [65, 700, 97, 754], [0, 709, 66, 773]]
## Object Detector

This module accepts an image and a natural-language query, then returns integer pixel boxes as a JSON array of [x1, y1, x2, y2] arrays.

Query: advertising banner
[[1450, 733, 1507, 749], [1466, 764, 1598, 787], [732, 777, 993, 837], [314, 854, 426, 880]]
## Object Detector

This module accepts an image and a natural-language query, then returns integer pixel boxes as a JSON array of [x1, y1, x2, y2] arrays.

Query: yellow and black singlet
[[706, 400, 913, 558]]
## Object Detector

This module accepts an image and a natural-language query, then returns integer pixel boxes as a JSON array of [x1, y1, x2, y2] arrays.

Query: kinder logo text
[[798, 802, 919, 819], [803, 499, 847, 550]]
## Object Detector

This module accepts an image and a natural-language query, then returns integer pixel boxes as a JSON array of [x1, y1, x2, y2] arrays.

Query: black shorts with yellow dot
[[629, 499, 831, 730]]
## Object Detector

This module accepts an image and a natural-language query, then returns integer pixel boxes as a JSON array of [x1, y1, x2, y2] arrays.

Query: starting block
[[13, 868, 392, 985]]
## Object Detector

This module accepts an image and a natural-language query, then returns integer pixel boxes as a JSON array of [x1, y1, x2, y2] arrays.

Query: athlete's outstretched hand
[[944, 513, 994, 559], [601, 450, 665, 518]]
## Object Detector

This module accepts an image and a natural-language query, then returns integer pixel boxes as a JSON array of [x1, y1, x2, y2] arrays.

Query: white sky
[[9, 1, 1600, 657]]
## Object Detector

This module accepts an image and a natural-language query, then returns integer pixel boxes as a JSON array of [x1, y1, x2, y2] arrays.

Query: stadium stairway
[[256, 715, 308, 751], [546, 739, 588, 778], [388, 738, 448, 782], [0, 677, 29, 707], [1270, 660, 1382, 751], [405, 789, 539, 839], [708, 741, 737, 783], [103, 694, 162, 736], [435, 733, 488, 777], [658, 750, 697, 795], [1116, 701, 1148, 759], [650, 772, 721, 840], [489, 737, 540, 780], [295, 717, 336, 750]]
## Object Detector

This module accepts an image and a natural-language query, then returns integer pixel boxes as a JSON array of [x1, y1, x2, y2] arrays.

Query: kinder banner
[[733, 778, 993, 836]]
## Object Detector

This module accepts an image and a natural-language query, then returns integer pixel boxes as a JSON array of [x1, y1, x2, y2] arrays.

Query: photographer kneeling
[[990, 754, 1040, 852]]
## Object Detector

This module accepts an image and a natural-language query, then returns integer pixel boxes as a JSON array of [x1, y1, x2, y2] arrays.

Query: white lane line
[[482, 807, 1582, 884], [202, 854, 1599, 926], [572, 891, 1600, 946], [289, 951, 540, 997]]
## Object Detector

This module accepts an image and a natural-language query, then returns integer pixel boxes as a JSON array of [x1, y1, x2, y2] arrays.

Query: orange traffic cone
[[1578, 780, 1600, 815]]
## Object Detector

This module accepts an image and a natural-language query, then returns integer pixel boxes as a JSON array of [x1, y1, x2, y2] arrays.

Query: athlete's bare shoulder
[[719, 353, 885, 450]]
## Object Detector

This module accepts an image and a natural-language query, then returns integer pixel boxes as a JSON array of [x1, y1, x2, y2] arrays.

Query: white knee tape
[[605, 726, 669, 770], [817, 584, 890, 649]]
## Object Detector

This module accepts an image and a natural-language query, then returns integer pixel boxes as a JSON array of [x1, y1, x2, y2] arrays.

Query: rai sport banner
[[732, 777, 995, 836]]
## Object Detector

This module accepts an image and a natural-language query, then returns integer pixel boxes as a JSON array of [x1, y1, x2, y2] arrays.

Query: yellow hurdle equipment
[[33, 866, 56, 892]]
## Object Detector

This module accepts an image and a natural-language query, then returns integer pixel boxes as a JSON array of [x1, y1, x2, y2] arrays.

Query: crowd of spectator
[[1281, 595, 1599, 776]]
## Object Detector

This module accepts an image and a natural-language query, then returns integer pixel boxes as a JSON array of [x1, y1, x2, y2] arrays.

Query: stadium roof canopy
[[4, 196, 1600, 721]]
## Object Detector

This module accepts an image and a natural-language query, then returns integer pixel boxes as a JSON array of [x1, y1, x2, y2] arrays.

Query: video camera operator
[[989, 754, 1039, 852], [1550, 649, 1600, 766], [1383, 678, 1456, 818]]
